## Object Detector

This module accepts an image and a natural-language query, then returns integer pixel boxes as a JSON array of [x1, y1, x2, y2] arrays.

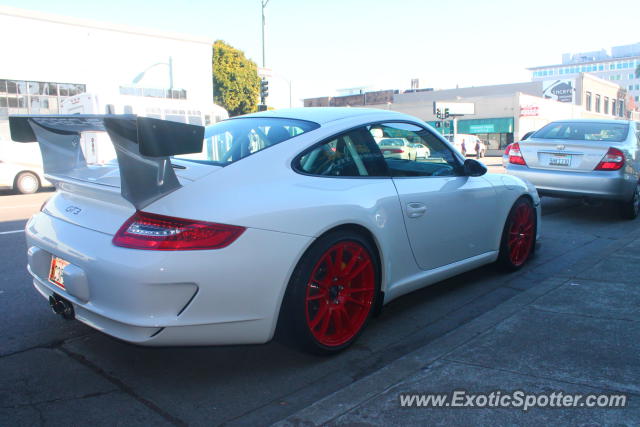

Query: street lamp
[[132, 56, 174, 90], [261, 0, 270, 68]]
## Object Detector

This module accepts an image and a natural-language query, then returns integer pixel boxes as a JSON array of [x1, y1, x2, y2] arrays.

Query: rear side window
[[175, 117, 319, 165], [296, 127, 387, 177], [532, 122, 629, 142]]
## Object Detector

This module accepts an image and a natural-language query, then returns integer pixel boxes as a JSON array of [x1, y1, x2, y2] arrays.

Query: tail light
[[595, 147, 625, 171], [113, 211, 245, 250], [505, 142, 526, 166], [388, 149, 404, 153]]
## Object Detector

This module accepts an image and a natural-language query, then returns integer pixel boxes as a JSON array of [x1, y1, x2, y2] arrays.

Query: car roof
[[547, 119, 633, 125], [237, 107, 408, 125]]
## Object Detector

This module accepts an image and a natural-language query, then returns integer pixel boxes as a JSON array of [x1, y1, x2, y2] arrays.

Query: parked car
[[450, 134, 486, 157], [378, 137, 416, 160], [14, 108, 540, 354], [409, 142, 430, 159], [0, 140, 52, 194], [504, 119, 640, 219]]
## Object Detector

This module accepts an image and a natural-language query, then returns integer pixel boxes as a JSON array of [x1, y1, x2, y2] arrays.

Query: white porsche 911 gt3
[[11, 108, 540, 354]]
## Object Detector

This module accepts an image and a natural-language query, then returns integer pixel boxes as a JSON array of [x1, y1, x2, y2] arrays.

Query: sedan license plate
[[549, 155, 570, 167], [49, 256, 70, 290]]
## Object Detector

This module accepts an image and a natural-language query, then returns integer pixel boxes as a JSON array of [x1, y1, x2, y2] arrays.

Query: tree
[[213, 40, 260, 116]]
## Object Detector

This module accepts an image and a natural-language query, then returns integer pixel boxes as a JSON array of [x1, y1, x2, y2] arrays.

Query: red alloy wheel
[[507, 202, 535, 266], [304, 241, 375, 347]]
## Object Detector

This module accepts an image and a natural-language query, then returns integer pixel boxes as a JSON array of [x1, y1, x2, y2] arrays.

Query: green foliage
[[213, 40, 260, 117]]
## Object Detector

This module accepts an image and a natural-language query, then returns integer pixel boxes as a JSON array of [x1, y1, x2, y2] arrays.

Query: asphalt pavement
[[1, 163, 639, 426]]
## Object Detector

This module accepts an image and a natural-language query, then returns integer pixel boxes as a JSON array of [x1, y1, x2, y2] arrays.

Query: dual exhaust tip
[[49, 295, 74, 320]]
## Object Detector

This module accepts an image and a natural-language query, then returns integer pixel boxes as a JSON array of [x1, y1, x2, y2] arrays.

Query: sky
[[2, 0, 639, 105]]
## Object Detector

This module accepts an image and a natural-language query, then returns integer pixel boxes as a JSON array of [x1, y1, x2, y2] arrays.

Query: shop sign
[[469, 124, 495, 133], [543, 79, 575, 103], [520, 105, 539, 116]]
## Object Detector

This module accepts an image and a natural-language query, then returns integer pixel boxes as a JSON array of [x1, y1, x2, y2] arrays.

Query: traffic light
[[260, 79, 269, 102], [444, 108, 450, 119], [436, 108, 442, 119]]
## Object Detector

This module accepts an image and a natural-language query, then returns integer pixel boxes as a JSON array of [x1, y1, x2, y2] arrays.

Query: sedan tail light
[[505, 142, 527, 166], [595, 147, 625, 171], [388, 149, 404, 153], [113, 211, 245, 250]]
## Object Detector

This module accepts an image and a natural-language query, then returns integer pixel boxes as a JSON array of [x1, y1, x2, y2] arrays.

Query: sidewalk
[[277, 229, 640, 425]]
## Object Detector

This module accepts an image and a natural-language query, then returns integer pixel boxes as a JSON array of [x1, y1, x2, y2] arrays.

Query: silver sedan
[[505, 119, 640, 219]]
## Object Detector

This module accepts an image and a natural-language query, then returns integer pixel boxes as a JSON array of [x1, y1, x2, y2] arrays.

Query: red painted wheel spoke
[[318, 307, 332, 336], [342, 286, 374, 296], [347, 258, 371, 280], [341, 247, 363, 277], [335, 245, 344, 274], [309, 303, 329, 330], [332, 307, 344, 332], [345, 296, 366, 307], [306, 291, 326, 302]]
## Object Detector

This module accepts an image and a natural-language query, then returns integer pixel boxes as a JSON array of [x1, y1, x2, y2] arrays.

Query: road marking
[[0, 230, 23, 235]]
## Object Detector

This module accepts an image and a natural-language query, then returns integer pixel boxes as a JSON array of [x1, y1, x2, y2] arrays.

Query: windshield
[[175, 117, 320, 165], [532, 122, 629, 142]]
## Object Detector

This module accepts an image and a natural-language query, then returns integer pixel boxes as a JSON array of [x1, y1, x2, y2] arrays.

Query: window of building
[[585, 92, 592, 111], [595, 95, 601, 113], [0, 79, 85, 118], [618, 100, 624, 118], [612, 99, 617, 116], [604, 97, 609, 115]]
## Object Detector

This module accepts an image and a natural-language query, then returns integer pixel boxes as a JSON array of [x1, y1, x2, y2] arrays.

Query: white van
[[449, 134, 487, 158], [0, 139, 52, 194]]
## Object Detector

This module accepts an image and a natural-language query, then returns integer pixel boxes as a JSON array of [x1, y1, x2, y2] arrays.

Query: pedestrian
[[461, 139, 466, 157], [475, 139, 481, 159]]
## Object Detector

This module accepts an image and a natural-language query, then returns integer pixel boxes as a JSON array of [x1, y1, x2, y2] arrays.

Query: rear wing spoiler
[[9, 115, 204, 209]]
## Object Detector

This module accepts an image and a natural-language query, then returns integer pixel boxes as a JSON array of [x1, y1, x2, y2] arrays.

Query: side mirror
[[463, 158, 487, 177]]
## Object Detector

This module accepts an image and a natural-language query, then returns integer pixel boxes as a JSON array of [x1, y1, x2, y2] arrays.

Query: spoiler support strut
[[9, 115, 204, 210]]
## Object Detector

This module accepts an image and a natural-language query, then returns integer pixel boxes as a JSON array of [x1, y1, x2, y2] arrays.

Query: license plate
[[549, 155, 570, 166], [49, 256, 70, 289]]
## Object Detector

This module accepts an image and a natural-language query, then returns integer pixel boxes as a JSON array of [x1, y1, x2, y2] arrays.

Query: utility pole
[[261, 0, 270, 68], [259, 0, 270, 111]]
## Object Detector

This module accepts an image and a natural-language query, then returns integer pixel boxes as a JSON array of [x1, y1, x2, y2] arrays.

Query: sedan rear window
[[532, 122, 629, 142], [175, 117, 319, 165]]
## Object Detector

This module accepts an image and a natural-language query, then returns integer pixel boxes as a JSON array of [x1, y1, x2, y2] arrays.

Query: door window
[[296, 127, 387, 177], [371, 122, 461, 177]]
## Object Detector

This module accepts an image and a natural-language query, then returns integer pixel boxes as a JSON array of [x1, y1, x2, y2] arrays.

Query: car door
[[374, 122, 498, 271]]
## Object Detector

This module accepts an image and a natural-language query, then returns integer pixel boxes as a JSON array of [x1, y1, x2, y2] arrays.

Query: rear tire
[[15, 172, 40, 194], [281, 231, 379, 355], [498, 197, 536, 271], [620, 182, 640, 220]]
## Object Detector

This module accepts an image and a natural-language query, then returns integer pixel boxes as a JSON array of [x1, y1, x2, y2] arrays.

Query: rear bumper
[[506, 165, 637, 201], [25, 212, 313, 346]]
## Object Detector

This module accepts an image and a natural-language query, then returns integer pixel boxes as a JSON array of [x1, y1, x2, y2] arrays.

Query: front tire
[[15, 172, 40, 194], [282, 231, 379, 355], [620, 182, 640, 220], [498, 197, 536, 271]]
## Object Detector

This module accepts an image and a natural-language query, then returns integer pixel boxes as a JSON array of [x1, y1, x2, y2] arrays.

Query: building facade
[[528, 42, 640, 107], [0, 6, 223, 142], [304, 75, 631, 155]]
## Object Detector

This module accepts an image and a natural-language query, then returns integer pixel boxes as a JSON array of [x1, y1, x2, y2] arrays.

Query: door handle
[[406, 202, 427, 218]]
